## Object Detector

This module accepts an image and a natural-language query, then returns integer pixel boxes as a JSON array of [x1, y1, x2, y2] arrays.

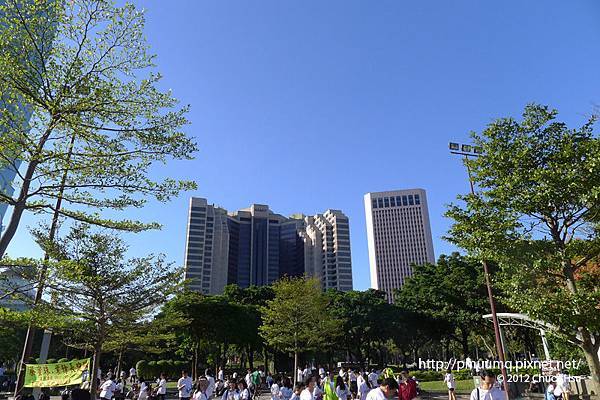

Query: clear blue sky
[[7, 0, 600, 290]]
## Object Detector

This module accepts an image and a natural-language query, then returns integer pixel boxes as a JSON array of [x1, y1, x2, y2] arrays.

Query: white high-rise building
[[299, 210, 353, 291], [364, 189, 435, 302]]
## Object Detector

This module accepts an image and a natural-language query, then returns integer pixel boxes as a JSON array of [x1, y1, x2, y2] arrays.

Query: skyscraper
[[364, 189, 435, 302], [183, 197, 353, 294], [300, 210, 353, 291]]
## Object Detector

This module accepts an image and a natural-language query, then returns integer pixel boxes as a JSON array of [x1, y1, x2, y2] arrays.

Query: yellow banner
[[24, 359, 89, 388]]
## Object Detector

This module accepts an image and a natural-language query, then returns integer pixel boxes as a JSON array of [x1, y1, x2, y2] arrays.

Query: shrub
[[136, 360, 149, 379]]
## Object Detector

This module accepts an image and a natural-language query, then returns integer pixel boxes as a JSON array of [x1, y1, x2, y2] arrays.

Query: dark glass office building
[[184, 198, 353, 294]]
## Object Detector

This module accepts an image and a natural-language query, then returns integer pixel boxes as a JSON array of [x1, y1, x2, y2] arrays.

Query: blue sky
[[6, 0, 600, 290]]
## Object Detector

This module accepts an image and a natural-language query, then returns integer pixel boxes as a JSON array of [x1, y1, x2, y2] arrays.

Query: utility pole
[[449, 142, 511, 400]]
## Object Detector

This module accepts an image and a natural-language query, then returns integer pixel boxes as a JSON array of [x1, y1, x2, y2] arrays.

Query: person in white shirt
[[318, 367, 326, 379], [279, 377, 293, 400], [300, 376, 317, 400], [205, 369, 216, 398], [238, 380, 251, 400], [555, 371, 570, 400], [222, 380, 240, 400], [271, 376, 281, 400], [245, 370, 253, 392], [365, 378, 398, 400], [194, 377, 211, 400], [100, 374, 117, 400], [297, 369, 304, 385], [444, 369, 456, 400], [358, 372, 371, 400], [335, 376, 349, 400], [368, 370, 379, 389], [178, 371, 194, 400], [469, 371, 503, 400], [138, 380, 149, 400], [130, 367, 137, 382], [303, 366, 311, 382], [157, 373, 167, 400], [218, 368, 225, 382]]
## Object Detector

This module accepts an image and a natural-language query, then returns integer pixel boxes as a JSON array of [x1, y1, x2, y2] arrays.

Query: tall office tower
[[183, 198, 354, 293], [226, 204, 304, 287], [300, 210, 353, 291], [183, 198, 230, 294], [364, 189, 435, 302]]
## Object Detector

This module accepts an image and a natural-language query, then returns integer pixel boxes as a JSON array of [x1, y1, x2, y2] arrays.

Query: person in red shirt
[[398, 370, 417, 400]]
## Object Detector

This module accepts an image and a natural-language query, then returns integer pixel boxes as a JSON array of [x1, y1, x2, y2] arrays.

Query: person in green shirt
[[251, 369, 262, 399], [323, 371, 338, 400]]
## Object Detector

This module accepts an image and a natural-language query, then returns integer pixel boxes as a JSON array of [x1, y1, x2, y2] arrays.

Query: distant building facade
[[183, 197, 353, 294], [364, 189, 435, 302]]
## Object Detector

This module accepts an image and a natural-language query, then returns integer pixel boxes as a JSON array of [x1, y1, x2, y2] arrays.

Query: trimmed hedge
[[136, 360, 189, 380]]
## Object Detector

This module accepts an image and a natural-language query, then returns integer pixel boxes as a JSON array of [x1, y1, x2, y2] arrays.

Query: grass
[[418, 380, 475, 394]]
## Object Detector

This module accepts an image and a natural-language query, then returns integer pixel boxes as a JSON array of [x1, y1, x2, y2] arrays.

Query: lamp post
[[449, 142, 511, 399]]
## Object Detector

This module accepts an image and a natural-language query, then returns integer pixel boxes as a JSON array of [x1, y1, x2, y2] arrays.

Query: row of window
[[372, 194, 421, 209]]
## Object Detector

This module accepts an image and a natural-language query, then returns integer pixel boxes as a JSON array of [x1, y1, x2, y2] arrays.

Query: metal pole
[[32, 329, 52, 400], [459, 152, 511, 399], [540, 330, 551, 361]]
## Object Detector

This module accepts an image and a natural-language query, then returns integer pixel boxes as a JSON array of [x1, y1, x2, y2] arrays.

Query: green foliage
[[0, 0, 197, 255], [33, 224, 181, 392], [136, 360, 149, 378], [445, 103, 600, 391], [394, 253, 494, 355], [260, 277, 341, 356], [326, 289, 397, 363]]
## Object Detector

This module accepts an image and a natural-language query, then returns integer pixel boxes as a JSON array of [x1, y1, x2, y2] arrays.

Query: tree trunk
[[293, 351, 298, 385], [581, 332, 600, 395], [116, 349, 123, 380], [90, 347, 102, 399], [263, 348, 269, 374], [0, 122, 57, 256], [461, 329, 470, 358], [222, 343, 229, 369], [248, 346, 254, 370], [193, 343, 199, 381]]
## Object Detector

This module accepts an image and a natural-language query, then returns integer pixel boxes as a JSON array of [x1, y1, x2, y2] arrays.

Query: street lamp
[[449, 142, 511, 400]]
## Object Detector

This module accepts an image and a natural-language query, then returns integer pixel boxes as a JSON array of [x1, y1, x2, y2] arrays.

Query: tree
[[445, 104, 600, 393], [0, 0, 197, 256], [39, 224, 181, 396], [394, 253, 494, 357], [160, 290, 258, 378], [260, 277, 340, 384], [326, 289, 397, 366]]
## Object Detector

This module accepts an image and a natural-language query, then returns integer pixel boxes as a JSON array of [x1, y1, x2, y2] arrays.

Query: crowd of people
[[60, 360, 574, 400]]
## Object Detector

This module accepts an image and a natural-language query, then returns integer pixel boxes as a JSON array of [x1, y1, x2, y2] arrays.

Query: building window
[[402, 196, 408, 206], [384, 198, 389, 207], [372, 199, 378, 209], [408, 195, 414, 205], [390, 197, 396, 207], [415, 194, 421, 205], [377, 198, 383, 208]]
